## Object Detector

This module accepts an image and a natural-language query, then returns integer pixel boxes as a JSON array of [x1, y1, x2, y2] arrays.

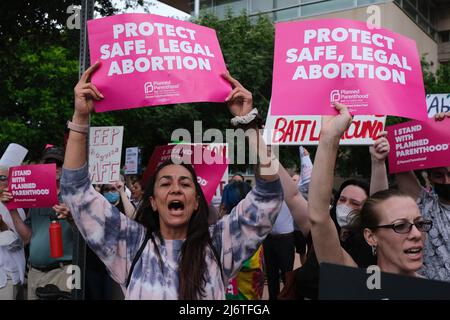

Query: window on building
[[274, 0, 299, 20], [403, 0, 418, 20], [440, 31, 450, 43], [251, 0, 273, 13], [357, 0, 382, 5], [418, 0, 429, 19], [215, 0, 247, 19], [301, 0, 354, 17]]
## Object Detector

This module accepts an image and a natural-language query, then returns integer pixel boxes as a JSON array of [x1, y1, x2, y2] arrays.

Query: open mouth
[[404, 247, 422, 255], [168, 200, 185, 211]]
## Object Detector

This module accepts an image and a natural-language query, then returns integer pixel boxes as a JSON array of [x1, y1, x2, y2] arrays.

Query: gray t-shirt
[[418, 188, 450, 282]]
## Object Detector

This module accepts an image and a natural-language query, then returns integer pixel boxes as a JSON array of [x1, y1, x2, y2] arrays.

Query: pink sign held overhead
[[142, 144, 228, 204], [271, 19, 427, 120], [87, 13, 231, 112], [6, 164, 58, 210], [387, 119, 450, 173]]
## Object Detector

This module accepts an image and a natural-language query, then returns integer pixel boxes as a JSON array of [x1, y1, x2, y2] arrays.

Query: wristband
[[67, 120, 89, 134]]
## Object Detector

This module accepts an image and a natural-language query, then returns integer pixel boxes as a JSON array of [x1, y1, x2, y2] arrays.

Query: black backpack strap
[[126, 230, 151, 289]]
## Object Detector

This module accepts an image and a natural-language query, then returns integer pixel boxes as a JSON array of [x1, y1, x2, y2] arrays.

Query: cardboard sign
[[271, 19, 427, 120], [0, 143, 28, 167], [264, 104, 385, 145], [142, 144, 228, 204], [426, 94, 450, 118], [387, 119, 450, 173], [124, 147, 141, 175], [6, 164, 58, 209], [88, 13, 231, 112], [89, 126, 124, 184]]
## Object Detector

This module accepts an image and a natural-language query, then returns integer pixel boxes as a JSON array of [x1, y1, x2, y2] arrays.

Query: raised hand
[[113, 181, 125, 194], [0, 188, 12, 203], [74, 61, 103, 117], [435, 112, 450, 121], [320, 102, 353, 139], [370, 131, 390, 161], [221, 73, 253, 117]]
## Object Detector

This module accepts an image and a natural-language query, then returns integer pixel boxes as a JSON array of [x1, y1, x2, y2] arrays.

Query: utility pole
[[72, 0, 94, 300]]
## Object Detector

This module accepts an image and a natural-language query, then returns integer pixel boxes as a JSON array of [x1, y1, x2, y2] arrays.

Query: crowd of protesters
[[0, 60, 449, 300]]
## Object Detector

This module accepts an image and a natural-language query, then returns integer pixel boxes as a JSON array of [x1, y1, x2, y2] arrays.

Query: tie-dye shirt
[[61, 164, 283, 299]]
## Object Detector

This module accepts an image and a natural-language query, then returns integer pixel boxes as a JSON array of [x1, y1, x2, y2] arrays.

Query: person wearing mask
[[308, 102, 432, 283]]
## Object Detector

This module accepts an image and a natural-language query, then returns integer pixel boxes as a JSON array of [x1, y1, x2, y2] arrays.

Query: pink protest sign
[[271, 19, 427, 120], [87, 13, 231, 112], [142, 144, 228, 204], [387, 119, 450, 173], [6, 164, 58, 210]]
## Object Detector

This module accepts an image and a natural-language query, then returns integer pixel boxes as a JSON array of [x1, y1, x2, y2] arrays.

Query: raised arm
[[278, 161, 310, 235], [61, 62, 145, 285], [222, 73, 278, 182], [308, 102, 357, 267], [210, 74, 283, 281], [113, 180, 137, 220], [369, 131, 389, 195], [64, 61, 102, 169]]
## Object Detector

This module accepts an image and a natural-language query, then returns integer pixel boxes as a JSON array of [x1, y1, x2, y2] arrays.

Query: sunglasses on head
[[373, 219, 433, 234]]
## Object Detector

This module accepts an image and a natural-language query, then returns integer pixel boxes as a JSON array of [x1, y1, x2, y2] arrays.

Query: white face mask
[[335, 204, 354, 228]]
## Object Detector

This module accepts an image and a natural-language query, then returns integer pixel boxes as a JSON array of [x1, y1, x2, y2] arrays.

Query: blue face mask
[[104, 191, 120, 204]]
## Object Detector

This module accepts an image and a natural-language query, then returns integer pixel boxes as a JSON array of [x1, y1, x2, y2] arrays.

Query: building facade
[[161, 0, 450, 71]]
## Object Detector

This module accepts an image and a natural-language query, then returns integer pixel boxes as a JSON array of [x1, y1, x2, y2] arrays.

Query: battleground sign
[[88, 13, 231, 112], [271, 19, 427, 120], [264, 105, 386, 145]]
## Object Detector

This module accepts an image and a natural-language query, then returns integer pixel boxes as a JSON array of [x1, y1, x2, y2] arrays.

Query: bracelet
[[67, 120, 89, 134], [230, 108, 259, 126]]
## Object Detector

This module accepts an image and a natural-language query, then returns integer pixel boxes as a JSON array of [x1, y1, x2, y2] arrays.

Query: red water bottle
[[49, 220, 63, 258]]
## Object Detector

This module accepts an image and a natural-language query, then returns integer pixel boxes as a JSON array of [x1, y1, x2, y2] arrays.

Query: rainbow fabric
[[226, 246, 265, 300]]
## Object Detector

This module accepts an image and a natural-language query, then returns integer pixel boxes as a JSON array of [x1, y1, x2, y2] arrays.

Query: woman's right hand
[[320, 102, 352, 140], [0, 188, 12, 203], [74, 61, 103, 118]]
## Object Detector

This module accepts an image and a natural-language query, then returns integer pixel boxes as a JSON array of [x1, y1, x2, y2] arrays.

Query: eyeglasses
[[0, 175, 8, 181], [373, 220, 433, 234]]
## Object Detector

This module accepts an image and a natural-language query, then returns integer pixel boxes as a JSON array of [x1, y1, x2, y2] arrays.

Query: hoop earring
[[371, 245, 377, 256]]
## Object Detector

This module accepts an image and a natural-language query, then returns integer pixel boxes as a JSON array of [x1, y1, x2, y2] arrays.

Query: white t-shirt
[[0, 203, 26, 288]]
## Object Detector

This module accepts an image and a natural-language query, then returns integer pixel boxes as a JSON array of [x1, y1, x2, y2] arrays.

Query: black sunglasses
[[0, 175, 8, 181], [373, 219, 433, 234]]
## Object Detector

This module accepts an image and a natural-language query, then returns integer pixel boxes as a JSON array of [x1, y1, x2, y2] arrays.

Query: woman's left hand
[[221, 73, 253, 117]]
